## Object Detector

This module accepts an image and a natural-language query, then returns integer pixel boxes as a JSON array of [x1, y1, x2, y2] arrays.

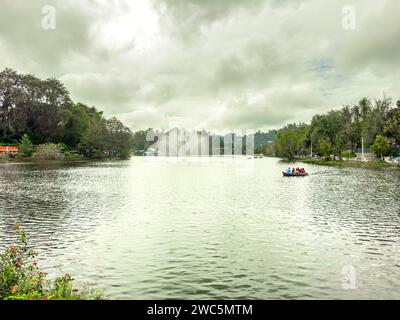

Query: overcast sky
[[0, 0, 399, 130]]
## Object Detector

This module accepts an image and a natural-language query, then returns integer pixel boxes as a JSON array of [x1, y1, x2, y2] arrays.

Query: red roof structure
[[0, 146, 18, 156]]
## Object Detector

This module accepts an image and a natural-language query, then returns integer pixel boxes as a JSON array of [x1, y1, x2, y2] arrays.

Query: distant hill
[[254, 130, 277, 147]]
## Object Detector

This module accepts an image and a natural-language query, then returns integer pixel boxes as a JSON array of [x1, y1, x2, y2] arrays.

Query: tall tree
[[371, 135, 390, 160]]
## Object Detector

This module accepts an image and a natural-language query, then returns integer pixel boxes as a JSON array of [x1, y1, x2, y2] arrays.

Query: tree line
[[0, 68, 133, 159], [274, 97, 400, 160], [131, 129, 277, 156]]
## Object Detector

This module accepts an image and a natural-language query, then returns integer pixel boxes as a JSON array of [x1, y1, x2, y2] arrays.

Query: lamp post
[[361, 137, 365, 162]]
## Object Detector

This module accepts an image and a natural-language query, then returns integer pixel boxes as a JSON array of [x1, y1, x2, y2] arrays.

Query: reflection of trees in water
[[0, 162, 104, 250]]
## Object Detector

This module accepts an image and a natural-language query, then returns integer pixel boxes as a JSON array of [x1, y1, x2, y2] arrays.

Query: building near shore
[[0, 145, 18, 157]]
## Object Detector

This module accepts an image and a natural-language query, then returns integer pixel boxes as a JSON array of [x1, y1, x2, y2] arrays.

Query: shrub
[[0, 225, 102, 300], [33, 143, 64, 160], [58, 143, 69, 153], [64, 151, 84, 161], [341, 151, 356, 159]]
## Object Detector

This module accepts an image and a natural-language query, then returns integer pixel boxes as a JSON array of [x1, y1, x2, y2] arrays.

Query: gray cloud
[[0, 0, 399, 130]]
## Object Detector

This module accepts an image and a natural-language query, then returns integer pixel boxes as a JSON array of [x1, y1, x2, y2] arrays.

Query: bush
[[64, 151, 84, 161], [58, 143, 69, 153], [0, 225, 102, 300], [33, 143, 64, 160], [341, 151, 356, 159]]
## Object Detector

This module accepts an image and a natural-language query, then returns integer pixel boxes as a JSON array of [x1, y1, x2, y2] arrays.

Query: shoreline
[[0, 158, 130, 165], [296, 158, 400, 169]]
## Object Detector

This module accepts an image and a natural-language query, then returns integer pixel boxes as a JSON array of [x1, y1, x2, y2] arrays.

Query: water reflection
[[0, 158, 399, 299]]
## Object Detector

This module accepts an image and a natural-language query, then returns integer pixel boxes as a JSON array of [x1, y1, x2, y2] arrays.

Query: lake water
[[0, 157, 399, 299]]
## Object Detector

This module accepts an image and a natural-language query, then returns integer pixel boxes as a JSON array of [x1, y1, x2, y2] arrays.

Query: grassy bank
[[297, 158, 400, 169]]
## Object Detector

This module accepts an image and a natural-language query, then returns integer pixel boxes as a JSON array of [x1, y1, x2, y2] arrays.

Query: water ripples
[[0, 158, 400, 299]]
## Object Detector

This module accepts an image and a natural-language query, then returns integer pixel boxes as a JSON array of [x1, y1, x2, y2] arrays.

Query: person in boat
[[286, 167, 291, 174]]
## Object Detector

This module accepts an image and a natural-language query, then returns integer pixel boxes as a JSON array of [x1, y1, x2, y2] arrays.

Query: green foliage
[[371, 135, 390, 159], [79, 119, 108, 159], [0, 69, 133, 160], [254, 130, 277, 148], [64, 151, 84, 161], [254, 143, 274, 156], [105, 117, 133, 159], [0, 225, 102, 300], [384, 107, 400, 145], [17, 134, 34, 158], [276, 96, 400, 161], [275, 124, 308, 160], [33, 143, 64, 160], [132, 129, 153, 154], [319, 139, 332, 160], [276, 130, 302, 160], [79, 117, 133, 159], [63, 103, 91, 147], [341, 150, 356, 159], [0, 69, 72, 144], [57, 142, 69, 153]]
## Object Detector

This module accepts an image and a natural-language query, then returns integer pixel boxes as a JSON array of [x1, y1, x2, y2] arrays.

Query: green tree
[[0, 68, 72, 144], [132, 129, 154, 154], [319, 139, 332, 160], [78, 119, 108, 159], [371, 135, 390, 160], [63, 103, 91, 147], [384, 107, 400, 145], [276, 131, 301, 160], [17, 134, 34, 158], [104, 117, 133, 159]]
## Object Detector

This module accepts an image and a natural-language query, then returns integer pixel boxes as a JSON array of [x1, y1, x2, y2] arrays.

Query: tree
[[63, 103, 91, 147], [78, 119, 108, 159], [0, 68, 73, 144], [104, 117, 133, 159], [371, 135, 390, 160], [132, 129, 154, 154], [384, 107, 400, 145], [17, 134, 34, 158], [275, 131, 301, 160], [0, 68, 133, 160], [319, 139, 332, 160]]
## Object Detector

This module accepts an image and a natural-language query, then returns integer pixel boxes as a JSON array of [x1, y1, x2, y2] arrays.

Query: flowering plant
[[0, 225, 102, 300]]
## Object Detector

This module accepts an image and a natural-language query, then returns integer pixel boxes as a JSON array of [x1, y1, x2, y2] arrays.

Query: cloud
[[0, 0, 399, 130]]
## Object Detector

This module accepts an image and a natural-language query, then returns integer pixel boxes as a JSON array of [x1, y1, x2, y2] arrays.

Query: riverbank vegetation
[[0, 225, 102, 300], [273, 96, 400, 162], [0, 69, 133, 160], [298, 158, 400, 169]]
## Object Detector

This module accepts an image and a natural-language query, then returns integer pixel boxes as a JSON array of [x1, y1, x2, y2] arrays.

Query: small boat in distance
[[282, 171, 309, 177]]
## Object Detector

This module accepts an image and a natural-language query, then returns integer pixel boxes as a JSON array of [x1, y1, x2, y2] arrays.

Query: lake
[[0, 157, 399, 299]]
